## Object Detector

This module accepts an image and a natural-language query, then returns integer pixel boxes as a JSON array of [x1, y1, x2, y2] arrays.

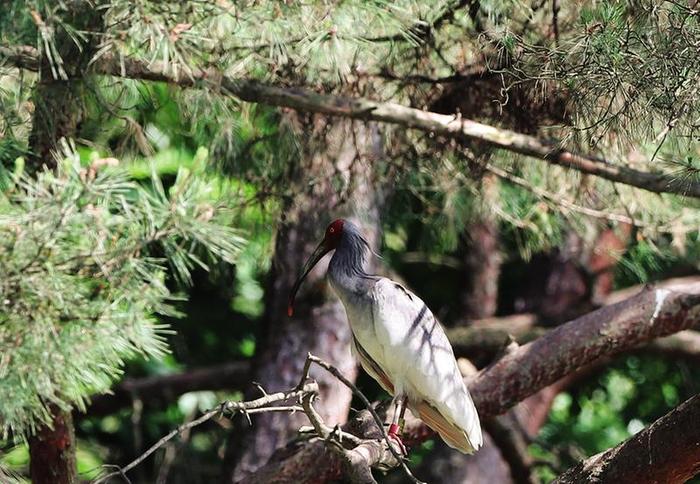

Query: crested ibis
[[288, 219, 483, 454]]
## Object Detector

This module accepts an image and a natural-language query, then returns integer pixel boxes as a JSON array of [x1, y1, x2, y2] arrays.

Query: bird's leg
[[387, 395, 408, 455]]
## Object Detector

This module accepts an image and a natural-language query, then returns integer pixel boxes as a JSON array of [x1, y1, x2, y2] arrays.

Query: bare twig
[[305, 353, 425, 484], [92, 383, 318, 484], [93, 351, 424, 484]]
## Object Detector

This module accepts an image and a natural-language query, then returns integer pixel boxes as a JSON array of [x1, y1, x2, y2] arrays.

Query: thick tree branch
[[554, 394, 700, 484], [3, 44, 700, 198], [469, 285, 700, 415]]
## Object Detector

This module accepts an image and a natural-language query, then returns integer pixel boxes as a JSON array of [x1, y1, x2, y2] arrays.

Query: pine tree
[[1, 0, 700, 482], [0, 154, 243, 480]]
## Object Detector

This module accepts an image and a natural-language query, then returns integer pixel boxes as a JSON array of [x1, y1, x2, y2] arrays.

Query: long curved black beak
[[287, 239, 331, 317]]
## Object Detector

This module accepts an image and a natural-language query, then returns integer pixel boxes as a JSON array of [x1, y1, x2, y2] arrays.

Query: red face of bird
[[287, 219, 345, 317]]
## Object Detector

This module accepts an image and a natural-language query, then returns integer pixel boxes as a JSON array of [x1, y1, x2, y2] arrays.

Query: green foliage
[[616, 231, 700, 285], [2, 0, 700, 480], [1, 0, 441, 87], [499, 1, 700, 149], [0, 156, 244, 438], [535, 355, 700, 477], [0, 71, 32, 171]]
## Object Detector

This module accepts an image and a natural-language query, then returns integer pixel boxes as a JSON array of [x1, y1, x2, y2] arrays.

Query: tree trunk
[[224, 114, 385, 482], [26, 2, 103, 173], [460, 174, 501, 320], [25, 3, 105, 479], [28, 406, 76, 484], [27, 79, 86, 171]]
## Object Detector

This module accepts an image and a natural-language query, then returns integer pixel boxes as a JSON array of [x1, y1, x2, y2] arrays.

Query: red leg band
[[388, 423, 400, 436]]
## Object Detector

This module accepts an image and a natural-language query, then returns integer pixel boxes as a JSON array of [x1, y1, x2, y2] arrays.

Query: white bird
[[288, 219, 482, 454]]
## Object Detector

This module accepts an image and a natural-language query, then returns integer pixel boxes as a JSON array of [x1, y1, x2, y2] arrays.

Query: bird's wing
[[370, 278, 483, 453], [351, 335, 394, 394]]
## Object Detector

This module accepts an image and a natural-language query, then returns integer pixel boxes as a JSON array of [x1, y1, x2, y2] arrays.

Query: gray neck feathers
[[329, 230, 377, 295]]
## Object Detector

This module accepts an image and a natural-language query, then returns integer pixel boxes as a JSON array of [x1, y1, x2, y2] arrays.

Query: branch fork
[[94, 352, 422, 484]]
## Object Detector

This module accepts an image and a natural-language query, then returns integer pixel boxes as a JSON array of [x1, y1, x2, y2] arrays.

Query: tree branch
[[3, 44, 700, 198], [469, 285, 700, 416], [302, 354, 422, 484], [92, 353, 424, 484], [93, 382, 319, 484], [86, 360, 251, 416], [554, 394, 700, 484]]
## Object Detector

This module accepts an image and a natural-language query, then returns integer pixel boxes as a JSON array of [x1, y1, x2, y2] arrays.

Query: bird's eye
[[329, 228, 335, 233]]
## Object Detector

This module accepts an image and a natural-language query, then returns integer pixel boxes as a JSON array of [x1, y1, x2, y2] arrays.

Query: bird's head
[[287, 219, 346, 317]]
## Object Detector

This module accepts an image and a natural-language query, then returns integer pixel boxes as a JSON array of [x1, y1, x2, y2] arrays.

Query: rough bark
[[28, 406, 76, 484], [469, 285, 700, 416], [4, 44, 700, 198], [555, 394, 700, 484], [223, 115, 384, 481]]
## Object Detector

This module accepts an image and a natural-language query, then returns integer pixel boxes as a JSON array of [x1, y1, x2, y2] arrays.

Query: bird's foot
[[387, 423, 407, 455]]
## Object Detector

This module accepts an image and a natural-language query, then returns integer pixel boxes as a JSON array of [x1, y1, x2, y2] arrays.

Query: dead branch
[[92, 383, 318, 484], [2, 44, 700, 198], [91, 353, 424, 484], [302, 354, 422, 484]]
